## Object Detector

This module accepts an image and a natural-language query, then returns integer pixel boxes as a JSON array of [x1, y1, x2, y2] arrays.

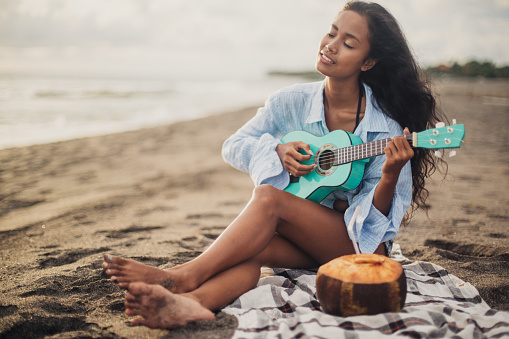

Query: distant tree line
[[269, 60, 509, 80], [425, 60, 509, 78]]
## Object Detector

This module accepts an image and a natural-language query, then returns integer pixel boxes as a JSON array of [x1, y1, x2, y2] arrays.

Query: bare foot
[[124, 282, 215, 329], [102, 254, 196, 292]]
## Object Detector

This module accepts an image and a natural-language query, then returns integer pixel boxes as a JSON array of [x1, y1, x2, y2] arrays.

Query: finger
[[386, 138, 413, 163], [293, 142, 313, 159], [391, 136, 406, 151], [396, 136, 414, 157], [392, 135, 411, 152], [291, 147, 313, 162], [294, 164, 317, 176], [298, 142, 314, 156], [384, 145, 394, 158], [293, 153, 312, 162], [288, 162, 316, 177], [403, 127, 411, 135]]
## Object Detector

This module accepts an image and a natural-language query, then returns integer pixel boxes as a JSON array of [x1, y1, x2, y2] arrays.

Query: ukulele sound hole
[[318, 149, 334, 171]]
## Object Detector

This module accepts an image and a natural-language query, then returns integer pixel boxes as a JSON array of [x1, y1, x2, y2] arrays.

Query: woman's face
[[316, 10, 376, 80]]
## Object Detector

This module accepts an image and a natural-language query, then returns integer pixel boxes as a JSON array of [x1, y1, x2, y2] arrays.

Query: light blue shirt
[[222, 80, 412, 254]]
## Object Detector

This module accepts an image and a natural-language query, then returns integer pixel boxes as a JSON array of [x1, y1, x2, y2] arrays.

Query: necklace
[[323, 81, 364, 132]]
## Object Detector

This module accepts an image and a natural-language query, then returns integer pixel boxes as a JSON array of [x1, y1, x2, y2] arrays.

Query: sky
[[0, 0, 508, 79]]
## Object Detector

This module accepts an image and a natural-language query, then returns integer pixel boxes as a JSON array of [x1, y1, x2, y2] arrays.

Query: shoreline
[[1, 76, 508, 153], [0, 79, 508, 337]]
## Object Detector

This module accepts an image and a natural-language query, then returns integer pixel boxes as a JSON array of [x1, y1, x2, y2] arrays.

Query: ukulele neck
[[335, 135, 413, 165]]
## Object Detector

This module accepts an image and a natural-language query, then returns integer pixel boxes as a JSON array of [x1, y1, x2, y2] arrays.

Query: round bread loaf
[[316, 253, 406, 317]]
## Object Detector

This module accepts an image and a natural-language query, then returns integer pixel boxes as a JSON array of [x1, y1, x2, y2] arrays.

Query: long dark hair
[[344, 1, 447, 221]]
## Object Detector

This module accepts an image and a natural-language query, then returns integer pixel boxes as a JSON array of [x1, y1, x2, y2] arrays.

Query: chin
[[315, 63, 330, 78]]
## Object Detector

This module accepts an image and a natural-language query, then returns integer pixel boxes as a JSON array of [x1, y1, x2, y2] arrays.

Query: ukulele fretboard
[[334, 135, 412, 165]]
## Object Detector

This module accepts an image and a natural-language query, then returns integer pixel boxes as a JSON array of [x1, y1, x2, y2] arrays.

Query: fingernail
[[107, 254, 113, 261], [106, 269, 112, 275], [112, 276, 118, 283], [308, 150, 314, 156]]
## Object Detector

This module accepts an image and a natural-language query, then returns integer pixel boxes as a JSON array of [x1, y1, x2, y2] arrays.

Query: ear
[[361, 58, 377, 71]]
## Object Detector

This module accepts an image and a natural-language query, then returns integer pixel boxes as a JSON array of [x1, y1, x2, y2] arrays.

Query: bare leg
[[181, 185, 357, 283], [119, 185, 388, 328], [103, 185, 322, 290], [123, 228, 385, 329], [103, 255, 193, 292], [105, 185, 382, 292], [124, 233, 318, 328]]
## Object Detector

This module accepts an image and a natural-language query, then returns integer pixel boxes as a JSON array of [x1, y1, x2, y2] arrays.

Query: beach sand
[[0, 77, 508, 338]]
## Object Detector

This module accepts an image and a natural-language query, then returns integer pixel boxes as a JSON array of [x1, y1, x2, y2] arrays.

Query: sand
[[0, 77, 508, 338]]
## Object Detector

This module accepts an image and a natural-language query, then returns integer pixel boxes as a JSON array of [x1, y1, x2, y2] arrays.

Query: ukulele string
[[316, 139, 391, 166], [314, 136, 464, 167]]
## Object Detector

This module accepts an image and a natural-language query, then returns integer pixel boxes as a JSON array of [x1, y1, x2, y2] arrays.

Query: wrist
[[380, 171, 400, 185]]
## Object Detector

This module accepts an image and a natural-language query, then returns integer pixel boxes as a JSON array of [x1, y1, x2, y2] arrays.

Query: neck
[[324, 76, 361, 110]]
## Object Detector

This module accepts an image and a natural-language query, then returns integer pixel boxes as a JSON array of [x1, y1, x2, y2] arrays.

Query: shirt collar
[[305, 80, 326, 126], [357, 83, 389, 135], [305, 80, 390, 136]]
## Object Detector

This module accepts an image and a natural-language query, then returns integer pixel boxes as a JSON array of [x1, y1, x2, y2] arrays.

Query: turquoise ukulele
[[282, 123, 465, 202]]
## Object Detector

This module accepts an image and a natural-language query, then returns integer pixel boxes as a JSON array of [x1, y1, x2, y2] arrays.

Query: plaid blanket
[[223, 245, 509, 338]]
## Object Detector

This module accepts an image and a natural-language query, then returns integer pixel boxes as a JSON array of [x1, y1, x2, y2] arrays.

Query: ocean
[[0, 73, 312, 150], [0, 0, 338, 150]]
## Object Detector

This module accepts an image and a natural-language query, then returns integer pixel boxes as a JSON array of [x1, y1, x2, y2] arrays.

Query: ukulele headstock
[[413, 121, 465, 156]]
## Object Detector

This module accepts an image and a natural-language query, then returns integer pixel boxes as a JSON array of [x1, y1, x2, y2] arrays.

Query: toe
[[128, 282, 152, 296], [125, 292, 137, 302], [118, 282, 129, 289], [112, 255, 126, 265], [104, 253, 114, 262], [125, 308, 139, 317], [125, 301, 140, 310], [107, 268, 120, 276], [130, 318, 145, 327]]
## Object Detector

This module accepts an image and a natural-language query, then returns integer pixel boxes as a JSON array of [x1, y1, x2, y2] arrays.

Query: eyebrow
[[330, 24, 360, 42]]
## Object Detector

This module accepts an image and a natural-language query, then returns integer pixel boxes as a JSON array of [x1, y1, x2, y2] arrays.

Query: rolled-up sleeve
[[345, 152, 412, 254], [222, 95, 290, 189]]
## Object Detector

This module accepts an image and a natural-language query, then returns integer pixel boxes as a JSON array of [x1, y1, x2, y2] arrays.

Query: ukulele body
[[281, 130, 369, 203]]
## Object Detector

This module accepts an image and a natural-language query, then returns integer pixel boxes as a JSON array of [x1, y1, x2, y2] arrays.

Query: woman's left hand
[[382, 127, 414, 180]]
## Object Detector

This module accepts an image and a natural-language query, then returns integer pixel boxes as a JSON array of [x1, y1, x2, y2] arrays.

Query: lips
[[320, 51, 335, 64]]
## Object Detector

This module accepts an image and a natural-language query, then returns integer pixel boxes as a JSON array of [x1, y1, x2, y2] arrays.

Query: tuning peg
[[436, 122, 445, 128], [449, 150, 457, 158], [452, 119, 457, 125], [435, 150, 442, 158]]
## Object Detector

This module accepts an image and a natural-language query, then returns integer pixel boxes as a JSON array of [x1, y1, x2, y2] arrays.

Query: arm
[[372, 128, 414, 216], [222, 96, 288, 189], [345, 128, 413, 254]]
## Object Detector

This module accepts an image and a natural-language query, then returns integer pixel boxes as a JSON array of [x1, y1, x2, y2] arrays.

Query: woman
[[103, 1, 445, 329]]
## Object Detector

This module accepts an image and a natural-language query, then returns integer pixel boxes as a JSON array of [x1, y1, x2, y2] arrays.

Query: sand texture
[[0, 78, 508, 338]]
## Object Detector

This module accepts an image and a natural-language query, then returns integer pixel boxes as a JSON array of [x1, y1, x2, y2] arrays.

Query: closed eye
[[344, 42, 353, 49]]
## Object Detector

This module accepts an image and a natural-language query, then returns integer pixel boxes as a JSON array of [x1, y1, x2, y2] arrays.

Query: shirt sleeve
[[221, 95, 290, 190], [344, 136, 413, 254]]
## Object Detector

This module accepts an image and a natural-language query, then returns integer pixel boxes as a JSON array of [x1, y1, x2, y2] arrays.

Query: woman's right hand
[[276, 141, 316, 177]]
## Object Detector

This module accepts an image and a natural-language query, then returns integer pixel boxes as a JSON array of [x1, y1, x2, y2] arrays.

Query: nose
[[324, 43, 336, 53]]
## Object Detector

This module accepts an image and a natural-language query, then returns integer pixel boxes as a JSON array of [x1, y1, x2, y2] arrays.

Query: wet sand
[[0, 77, 508, 338]]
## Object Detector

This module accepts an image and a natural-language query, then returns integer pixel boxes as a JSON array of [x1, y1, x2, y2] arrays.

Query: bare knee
[[252, 185, 281, 211]]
